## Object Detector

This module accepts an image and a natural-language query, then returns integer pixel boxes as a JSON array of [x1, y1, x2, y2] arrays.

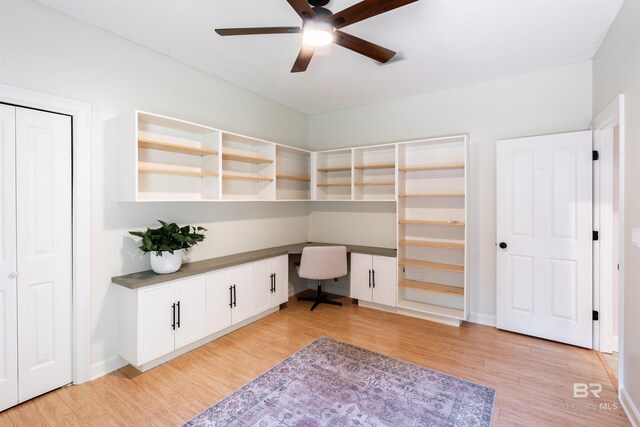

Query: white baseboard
[[468, 312, 497, 327], [612, 335, 619, 352], [620, 387, 640, 427], [90, 356, 128, 380]]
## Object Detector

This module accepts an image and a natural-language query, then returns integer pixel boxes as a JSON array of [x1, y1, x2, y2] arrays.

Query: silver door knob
[[9, 271, 19, 278]]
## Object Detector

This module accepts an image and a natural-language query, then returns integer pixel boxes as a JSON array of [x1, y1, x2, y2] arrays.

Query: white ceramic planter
[[150, 250, 183, 274]]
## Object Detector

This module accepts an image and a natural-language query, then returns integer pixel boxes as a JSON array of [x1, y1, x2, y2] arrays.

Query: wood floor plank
[[33, 391, 82, 427], [6, 400, 49, 427], [0, 296, 629, 426], [103, 370, 184, 426], [0, 411, 15, 427], [83, 377, 156, 427], [84, 413, 120, 427], [57, 385, 106, 423]]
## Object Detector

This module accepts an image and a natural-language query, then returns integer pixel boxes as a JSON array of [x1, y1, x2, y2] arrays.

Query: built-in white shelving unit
[[396, 136, 469, 321], [119, 111, 313, 202], [118, 111, 470, 324]]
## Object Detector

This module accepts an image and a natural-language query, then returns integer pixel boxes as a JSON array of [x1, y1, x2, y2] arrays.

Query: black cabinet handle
[[171, 303, 176, 330], [273, 273, 276, 293], [369, 270, 372, 288], [176, 301, 181, 328], [372, 270, 376, 288], [499, 242, 508, 249], [270, 273, 275, 292], [233, 285, 237, 307], [229, 286, 233, 308]]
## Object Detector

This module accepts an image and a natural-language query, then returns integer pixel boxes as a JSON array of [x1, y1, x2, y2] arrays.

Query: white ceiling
[[35, 0, 623, 114]]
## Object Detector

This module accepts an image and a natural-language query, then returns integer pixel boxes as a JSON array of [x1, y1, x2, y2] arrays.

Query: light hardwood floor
[[0, 296, 630, 426]]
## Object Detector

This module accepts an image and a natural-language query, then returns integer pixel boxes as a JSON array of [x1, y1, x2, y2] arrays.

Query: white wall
[[593, 0, 640, 420], [0, 0, 309, 376], [308, 62, 593, 321]]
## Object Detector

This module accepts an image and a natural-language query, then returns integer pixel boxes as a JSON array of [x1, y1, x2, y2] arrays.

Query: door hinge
[[593, 150, 599, 161], [593, 231, 599, 241], [593, 310, 599, 321]]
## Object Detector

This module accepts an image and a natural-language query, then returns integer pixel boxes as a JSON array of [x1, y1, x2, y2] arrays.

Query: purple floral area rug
[[184, 337, 495, 427]]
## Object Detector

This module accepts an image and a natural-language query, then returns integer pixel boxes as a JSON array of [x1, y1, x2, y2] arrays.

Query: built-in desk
[[113, 242, 396, 372], [112, 242, 396, 289]]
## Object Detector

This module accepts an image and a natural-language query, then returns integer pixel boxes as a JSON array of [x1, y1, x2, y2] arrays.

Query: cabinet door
[[372, 256, 397, 307], [231, 264, 254, 324], [350, 253, 372, 302], [174, 276, 206, 349], [270, 255, 289, 306], [138, 283, 176, 365], [253, 260, 271, 314], [205, 270, 233, 335]]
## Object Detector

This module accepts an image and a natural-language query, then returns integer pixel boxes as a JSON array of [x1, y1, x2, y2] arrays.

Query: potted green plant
[[129, 220, 207, 274]]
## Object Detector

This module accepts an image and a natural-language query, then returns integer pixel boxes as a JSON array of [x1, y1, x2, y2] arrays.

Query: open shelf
[[276, 145, 311, 200], [317, 166, 351, 172], [399, 163, 465, 172], [353, 145, 396, 200], [276, 175, 310, 182], [222, 174, 273, 182], [399, 239, 465, 250], [221, 132, 275, 200], [397, 299, 464, 320], [354, 182, 395, 186], [399, 258, 464, 273], [138, 167, 217, 178], [354, 163, 395, 170], [314, 149, 353, 200], [138, 138, 218, 156], [399, 193, 465, 198], [400, 219, 465, 227], [222, 152, 273, 164], [399, 279, 464, 296], [125, 111, 221, 201]]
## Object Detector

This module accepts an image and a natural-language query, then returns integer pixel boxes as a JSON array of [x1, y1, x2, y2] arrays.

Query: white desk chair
[[296, 246, 347, 311]]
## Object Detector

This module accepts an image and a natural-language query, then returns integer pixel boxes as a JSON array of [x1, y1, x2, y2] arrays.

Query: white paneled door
[[0, 104, 18, 411], [0, 105, 72, 411], [496, 131, 593, 348]]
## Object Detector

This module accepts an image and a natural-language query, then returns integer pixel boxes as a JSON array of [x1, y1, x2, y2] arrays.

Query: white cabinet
[[205, 263, 254, 336], [119, 275, 206, 366], [254, 255, 289, 314], [351, 253, 397, 307]]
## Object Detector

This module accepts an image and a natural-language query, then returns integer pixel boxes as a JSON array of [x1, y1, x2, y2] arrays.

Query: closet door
[[0, 105, 18, 412], [15, 108, 72, 402]]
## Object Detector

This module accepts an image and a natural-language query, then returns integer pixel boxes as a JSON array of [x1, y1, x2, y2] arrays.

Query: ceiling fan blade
[[215, 27, 301, 36], [331, 0, 419, 29], [287, 0, 317, 21], [291, 45, 315, 73], [333, 30, 396, 63]]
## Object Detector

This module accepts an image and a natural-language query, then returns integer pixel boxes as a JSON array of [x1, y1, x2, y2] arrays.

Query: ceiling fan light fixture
[[302, 21, 333, 47]]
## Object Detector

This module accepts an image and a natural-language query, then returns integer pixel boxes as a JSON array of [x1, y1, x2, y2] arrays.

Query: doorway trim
[[0, 84, 92, 384], [592, 94, 625, 382]]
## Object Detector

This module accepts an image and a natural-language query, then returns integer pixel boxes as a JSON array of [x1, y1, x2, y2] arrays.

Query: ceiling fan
[[215, 0, 419, 73]]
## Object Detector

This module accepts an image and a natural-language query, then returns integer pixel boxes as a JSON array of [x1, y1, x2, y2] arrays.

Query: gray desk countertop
[[111, 242, 397, 290]]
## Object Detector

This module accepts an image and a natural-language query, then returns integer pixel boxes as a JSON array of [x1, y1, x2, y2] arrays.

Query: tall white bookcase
[[396, 136, 469, 321]]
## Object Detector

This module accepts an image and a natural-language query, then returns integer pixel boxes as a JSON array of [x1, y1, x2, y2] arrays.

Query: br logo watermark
[[574, 383, 603, 398], [561, 383, 619, 412]]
